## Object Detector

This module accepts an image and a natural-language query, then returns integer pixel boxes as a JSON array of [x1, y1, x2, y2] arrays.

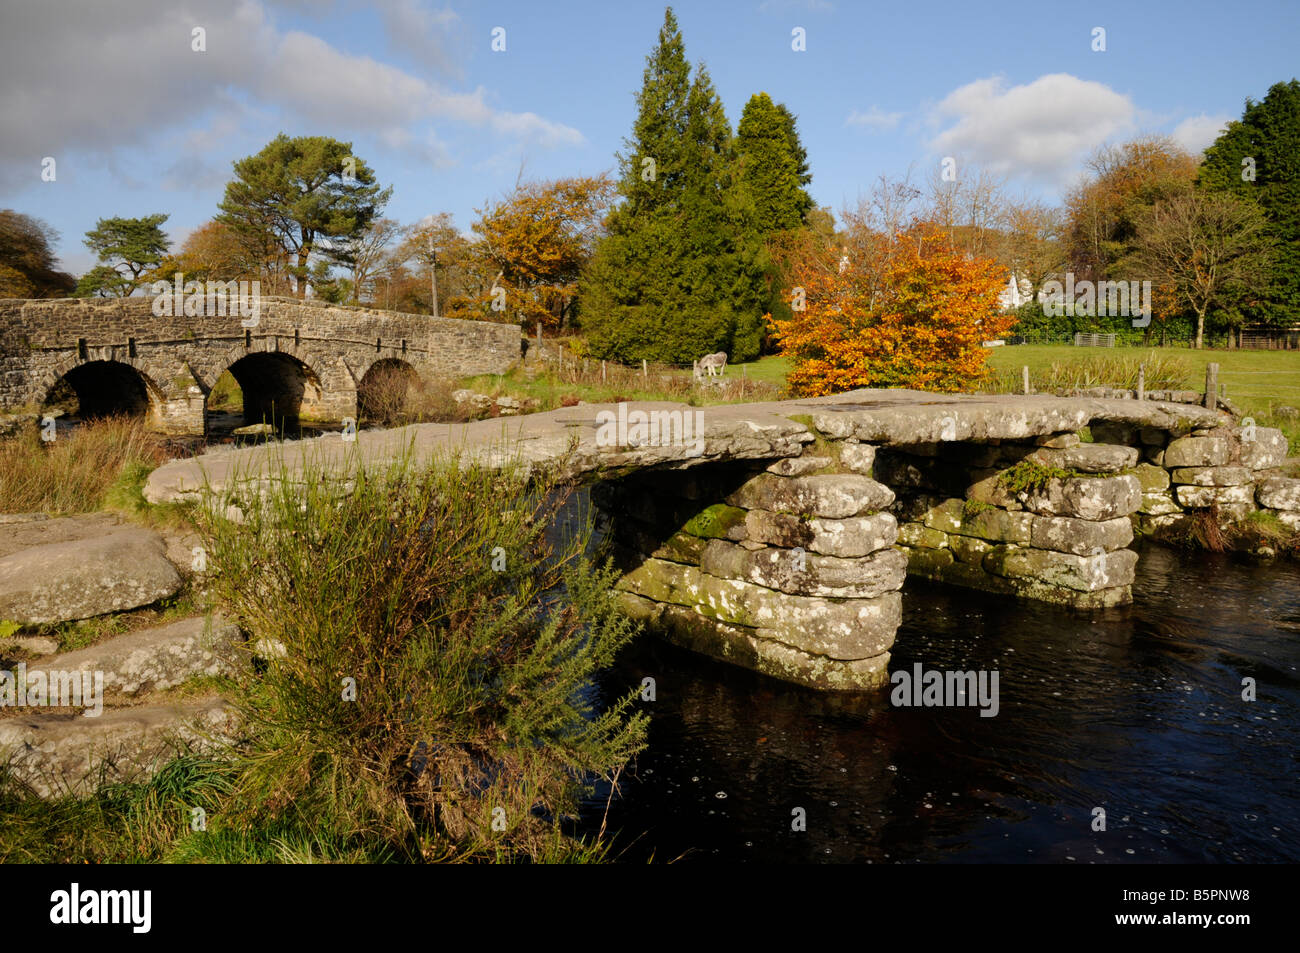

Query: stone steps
[[0, 694, 232, 797], [0, 513, 246, 797], [23, 615, 243, 697]]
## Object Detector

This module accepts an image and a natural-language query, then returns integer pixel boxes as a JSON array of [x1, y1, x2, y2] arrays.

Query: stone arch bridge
[[144, 388, 1299, 692], [0, 296, 520, 434]]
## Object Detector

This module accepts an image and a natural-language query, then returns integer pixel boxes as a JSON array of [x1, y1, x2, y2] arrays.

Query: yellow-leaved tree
[[771, 222, 1012, 396]]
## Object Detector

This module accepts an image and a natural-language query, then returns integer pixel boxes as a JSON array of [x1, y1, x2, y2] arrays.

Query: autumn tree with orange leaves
[[473, 174, 614, 331], [770, 223, 1012, 396]]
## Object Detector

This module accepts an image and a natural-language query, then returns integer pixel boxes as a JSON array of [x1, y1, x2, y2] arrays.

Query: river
[[583, 539, 1300, 863]]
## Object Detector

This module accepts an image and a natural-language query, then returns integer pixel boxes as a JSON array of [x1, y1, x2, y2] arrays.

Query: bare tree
[[344, 218, 404, 304], [924, 164, 1007, 260], [1131, 191, 1273, 349]]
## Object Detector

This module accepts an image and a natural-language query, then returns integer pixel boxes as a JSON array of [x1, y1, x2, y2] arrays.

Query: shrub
[[997, 459, 1073, 496], [192, 442, 647, 861], [772, 223, 1013, 396]]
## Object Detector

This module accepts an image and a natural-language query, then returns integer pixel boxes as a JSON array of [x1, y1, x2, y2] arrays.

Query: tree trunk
[[1195, 308, 1205, 350], [296, 249, 311, 298]]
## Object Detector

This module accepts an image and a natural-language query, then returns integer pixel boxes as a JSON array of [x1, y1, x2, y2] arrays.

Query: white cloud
[[1170, 113, 1230, 155], [375, 0, 460, 74], [0, 0, 581, 194], [928, 73, 1136, 185], [490, 112, 586, 148], [845, 106, 902, 131]]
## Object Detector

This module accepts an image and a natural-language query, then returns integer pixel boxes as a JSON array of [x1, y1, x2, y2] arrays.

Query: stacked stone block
[[593, 406, 1293, 692], [599, 455, 905, 691], [888, 434, 1142, 608], [1091, 420, 1293, 535], [1257, 478, 1300, 531]]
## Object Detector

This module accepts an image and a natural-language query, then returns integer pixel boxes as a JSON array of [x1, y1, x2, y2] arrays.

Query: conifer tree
[[1199, 79, 1300, 324], [580, 8, 767, 364], [736, 93, 812, 233], [736, 94, 815, 345]]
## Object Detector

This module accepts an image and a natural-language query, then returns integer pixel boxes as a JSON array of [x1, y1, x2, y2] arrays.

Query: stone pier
[[600, 460, 904, 690]]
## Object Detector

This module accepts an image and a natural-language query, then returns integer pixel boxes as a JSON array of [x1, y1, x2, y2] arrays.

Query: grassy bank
[[985, 344, 1300, 408], [0, 416, 169, 515], [0, 443, 648, 863]]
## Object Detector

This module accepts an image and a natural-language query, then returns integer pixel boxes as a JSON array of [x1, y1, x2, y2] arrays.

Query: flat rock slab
[[1027, 443, 1139, 473], [725, 473, 894, 518], [743, 510, 898, 557], [616, 557, 900, 659], [144, 389, 1227, 504], [0, 513, 128, 560], [0, 528, 182, 625], [700, 538, 907, 599], [25, 616, 242, 696], [0, 695, 231, 798]]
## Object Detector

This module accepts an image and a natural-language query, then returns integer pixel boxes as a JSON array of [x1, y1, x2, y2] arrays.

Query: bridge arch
[[41, 358, 165, 424], [218, 349, 325, 429], [357, 357, 421, 425]]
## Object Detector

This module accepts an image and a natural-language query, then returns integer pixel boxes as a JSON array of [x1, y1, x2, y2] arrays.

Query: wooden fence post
[[1022, 365, 1030, 395], [1204, 362, 1219, 409], [642, 359, 647, 380], [1137, 364, 1145, 401]]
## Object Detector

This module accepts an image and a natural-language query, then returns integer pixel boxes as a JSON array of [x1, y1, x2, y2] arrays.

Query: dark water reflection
[[582, 539, 1300, 863]]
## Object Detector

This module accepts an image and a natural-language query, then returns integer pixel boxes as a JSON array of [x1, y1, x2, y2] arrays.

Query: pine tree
[[735, 95, 815, 347], [1199, 79, 1300, 324], [580, 8, 767, 364], [736, 93, 812, 233]]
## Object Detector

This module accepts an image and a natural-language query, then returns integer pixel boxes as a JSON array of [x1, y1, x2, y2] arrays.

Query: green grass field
[[984, 345, 1300, 410], [721, 345, 1299, 454], [727, 347, 1300, 410]]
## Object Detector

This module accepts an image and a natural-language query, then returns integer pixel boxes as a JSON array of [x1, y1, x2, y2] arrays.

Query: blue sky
[[2, 0, 1297, 276]]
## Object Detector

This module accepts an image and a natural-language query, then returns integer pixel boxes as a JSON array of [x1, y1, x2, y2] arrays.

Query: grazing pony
[[697, 351, 728, 378]]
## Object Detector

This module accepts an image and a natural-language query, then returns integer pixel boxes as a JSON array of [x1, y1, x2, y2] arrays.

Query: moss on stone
[[997, 459, 1073, 496], [680, 503, 748, 539], [786, 413, 820, 436]]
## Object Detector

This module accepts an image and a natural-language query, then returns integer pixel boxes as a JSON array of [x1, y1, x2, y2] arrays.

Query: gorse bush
[[192, 443, 648, 861]]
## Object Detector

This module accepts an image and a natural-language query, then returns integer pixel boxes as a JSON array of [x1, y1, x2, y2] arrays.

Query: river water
[[583, 540, 1300, 863]]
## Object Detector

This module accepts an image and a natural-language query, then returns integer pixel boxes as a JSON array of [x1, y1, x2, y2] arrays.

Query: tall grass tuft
[[191, 441, 648, 861], [0, 416, 167, 514], [980, 350, 1193, 396]]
